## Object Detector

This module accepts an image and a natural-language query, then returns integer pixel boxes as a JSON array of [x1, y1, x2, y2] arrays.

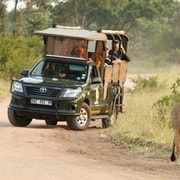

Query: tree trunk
[[13, 0, 18, 37]]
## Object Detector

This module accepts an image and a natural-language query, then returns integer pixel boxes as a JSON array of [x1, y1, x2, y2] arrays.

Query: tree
[[8, 0, 53, 36], [12, 0, 18, 37], [0, 0, 7, 32], [83, 0, 128, 30], [1, 0, 179, 80], [51, 0, 109, 28]]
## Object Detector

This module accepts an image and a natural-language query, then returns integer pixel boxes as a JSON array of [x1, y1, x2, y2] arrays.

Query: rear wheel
[[67, 103, 91, 130], [8, 109, 32, 127]]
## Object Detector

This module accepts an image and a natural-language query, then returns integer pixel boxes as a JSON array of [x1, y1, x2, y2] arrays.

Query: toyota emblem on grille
[[40, 87, 47, 93]]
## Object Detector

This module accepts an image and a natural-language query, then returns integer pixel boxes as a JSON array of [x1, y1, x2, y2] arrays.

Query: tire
[[45, 119, 58, 125], [67, 103, 91, 130], [8, 109, 32, 127], [102, 102, 118, 128]]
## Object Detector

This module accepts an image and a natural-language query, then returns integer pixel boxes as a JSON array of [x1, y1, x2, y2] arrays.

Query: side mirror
[[21, 69, 29, 76]]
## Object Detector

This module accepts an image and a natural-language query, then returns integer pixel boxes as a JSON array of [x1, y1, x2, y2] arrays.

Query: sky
[[6, 0, 25, 11]]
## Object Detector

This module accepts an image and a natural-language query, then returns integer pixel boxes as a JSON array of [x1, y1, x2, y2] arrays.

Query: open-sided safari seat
[[103, 61, 128, 100]]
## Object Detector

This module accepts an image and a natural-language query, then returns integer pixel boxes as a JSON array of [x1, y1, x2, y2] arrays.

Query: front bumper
[[9, 94, 81, 117]]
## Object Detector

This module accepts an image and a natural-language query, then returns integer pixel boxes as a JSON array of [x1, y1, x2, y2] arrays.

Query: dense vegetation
[[0, 0, 179, 79], [0, 34, 43, 79], [0, 0, 179, 157]]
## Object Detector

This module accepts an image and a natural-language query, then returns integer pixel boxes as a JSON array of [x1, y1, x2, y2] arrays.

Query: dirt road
[[0, 98, 180, 180]]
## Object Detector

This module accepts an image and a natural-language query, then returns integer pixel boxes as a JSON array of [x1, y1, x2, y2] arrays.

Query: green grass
[[105, 65, 180, 158]]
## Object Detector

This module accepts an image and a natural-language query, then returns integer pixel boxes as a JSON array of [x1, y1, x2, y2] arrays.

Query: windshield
[[30, 60, 88, 82]]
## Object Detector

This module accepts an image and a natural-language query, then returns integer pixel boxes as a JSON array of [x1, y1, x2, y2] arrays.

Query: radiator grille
[[25, 86, 61, 98]]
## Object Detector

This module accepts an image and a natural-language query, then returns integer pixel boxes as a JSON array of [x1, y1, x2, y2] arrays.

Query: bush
[[0, 34, 43, 80], [128, 75, 166, 93], [153, 78, 180, 126]]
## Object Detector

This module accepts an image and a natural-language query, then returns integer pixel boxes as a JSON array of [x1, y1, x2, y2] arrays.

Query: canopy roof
[[99, 29, 128, 42], [35, 27, 107, 41]]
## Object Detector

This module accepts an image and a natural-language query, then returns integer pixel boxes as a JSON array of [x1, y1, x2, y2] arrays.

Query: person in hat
[[108, 40, 130, 64], [105, 45, 118, 65], [45, 63, 57, 75], [75, 47, 86, 58]]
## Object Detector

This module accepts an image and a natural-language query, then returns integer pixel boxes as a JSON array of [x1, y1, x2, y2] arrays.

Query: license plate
[[31, 99, 52, 106]]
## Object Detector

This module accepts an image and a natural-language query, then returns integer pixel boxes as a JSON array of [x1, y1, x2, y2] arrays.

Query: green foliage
[[129, 75, 166, 93], [153, 96, 172, 127], [2, 0, 179, 70], [7, 0, 53, 36], [50, 0, 107, 27], [0, 0, 7, 32], [23, 11, 52, 36], [0, 35, 43, 80], [153, 78, 180, 126], [171, 78, 180, 94], [128, 0, 180, 67]]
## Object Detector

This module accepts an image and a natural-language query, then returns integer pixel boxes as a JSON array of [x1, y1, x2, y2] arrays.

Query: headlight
[[12, 81, 23, 93], [61, 87, 82, 98]]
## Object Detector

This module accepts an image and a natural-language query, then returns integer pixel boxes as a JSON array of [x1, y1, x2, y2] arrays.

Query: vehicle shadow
[[27, 120, 103, 131], [0, 119, 103, 131]]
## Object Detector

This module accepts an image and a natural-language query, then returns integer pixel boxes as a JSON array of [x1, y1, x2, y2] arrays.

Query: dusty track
[[0, 97, 180, 180]]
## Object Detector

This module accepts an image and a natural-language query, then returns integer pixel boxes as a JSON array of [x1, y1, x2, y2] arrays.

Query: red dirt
[[0, 97, 179, 180]]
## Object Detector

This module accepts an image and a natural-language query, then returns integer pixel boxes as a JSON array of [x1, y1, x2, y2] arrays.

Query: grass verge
[[105, 65, 180, 159]]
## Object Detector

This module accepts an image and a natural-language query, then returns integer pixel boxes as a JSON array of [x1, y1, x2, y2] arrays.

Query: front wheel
[[67, 103, 91, 130], [8, 109, 32, 127]]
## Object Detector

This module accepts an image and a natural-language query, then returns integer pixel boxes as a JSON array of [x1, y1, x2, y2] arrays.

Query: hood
[[20, 76, 85, 87]]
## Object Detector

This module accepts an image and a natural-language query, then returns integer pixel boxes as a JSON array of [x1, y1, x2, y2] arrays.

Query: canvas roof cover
[[34, 28, 107, 41]]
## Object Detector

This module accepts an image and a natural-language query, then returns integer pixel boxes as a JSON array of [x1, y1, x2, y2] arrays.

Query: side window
[[92, 66, 99, 78], [31, 60, 45, 76], [91, 66, 101, 83]]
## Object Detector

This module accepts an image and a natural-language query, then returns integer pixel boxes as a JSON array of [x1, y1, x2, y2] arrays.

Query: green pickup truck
[[7, 25, 129, 130]]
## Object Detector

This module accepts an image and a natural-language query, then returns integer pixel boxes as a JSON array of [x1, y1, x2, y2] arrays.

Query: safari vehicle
[[7, 25, 129, 130]]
